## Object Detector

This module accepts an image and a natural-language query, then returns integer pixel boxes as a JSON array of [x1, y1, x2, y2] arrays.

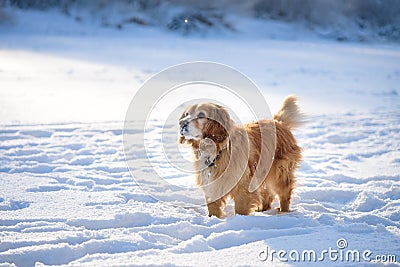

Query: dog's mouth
[[179, 116, 204, 140], [179, 126, 201, 140], [179, 121, 198, 140], [180, 132, 201, 140]]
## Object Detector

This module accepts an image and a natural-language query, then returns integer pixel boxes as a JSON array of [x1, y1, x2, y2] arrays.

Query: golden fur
[[178, 96, 303, 218]]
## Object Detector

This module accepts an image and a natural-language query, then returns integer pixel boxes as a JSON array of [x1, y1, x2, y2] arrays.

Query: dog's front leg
[[206, 198, 226, 218]]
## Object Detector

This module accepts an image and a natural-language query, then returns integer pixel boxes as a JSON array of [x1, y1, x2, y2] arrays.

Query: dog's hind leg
[[269, 160, 297, 212], [261, 187, 275, 211], [276, 169, 295, 212], [277, 186, 293, 212]]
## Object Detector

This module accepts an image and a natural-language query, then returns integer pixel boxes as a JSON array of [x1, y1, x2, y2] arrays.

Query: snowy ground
[[0, 9, 399, 267]]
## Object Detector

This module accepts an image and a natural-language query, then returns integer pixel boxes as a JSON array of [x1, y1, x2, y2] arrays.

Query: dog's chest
[[198, 169, 213, 186]]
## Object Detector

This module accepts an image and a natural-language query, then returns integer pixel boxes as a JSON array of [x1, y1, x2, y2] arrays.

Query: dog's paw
[[275, 207, 293, 213], [208, 210, 226, 219]]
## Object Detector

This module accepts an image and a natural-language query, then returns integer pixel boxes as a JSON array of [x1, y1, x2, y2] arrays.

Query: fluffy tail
[[274, 95, 305, 129]]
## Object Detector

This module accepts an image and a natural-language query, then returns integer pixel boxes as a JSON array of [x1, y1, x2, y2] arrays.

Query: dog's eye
[[197, 112, 205, 119], [185, 112, 189, 117]]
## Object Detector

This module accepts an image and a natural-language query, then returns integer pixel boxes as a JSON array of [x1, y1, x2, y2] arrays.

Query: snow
[[0, 8, 399, 267]]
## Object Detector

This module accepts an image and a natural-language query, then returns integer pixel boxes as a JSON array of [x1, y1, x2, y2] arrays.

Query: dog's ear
[[203, 105, 232, 145], [210, 105, 232, 131]]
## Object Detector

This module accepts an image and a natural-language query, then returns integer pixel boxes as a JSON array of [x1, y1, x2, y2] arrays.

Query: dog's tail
[[274, 95, 305, 129]]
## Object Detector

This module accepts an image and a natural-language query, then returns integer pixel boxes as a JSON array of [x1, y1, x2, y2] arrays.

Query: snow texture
[[0, 6, 399, 267]]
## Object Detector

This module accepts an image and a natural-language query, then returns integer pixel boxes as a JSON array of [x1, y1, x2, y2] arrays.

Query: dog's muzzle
[[179, 119, 189, 136]]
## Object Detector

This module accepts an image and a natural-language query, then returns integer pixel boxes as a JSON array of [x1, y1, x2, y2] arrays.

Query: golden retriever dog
[[178, 96, 303, 218]]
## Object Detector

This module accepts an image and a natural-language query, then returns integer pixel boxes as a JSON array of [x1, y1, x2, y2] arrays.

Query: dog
[[178, 95, 303, 218]]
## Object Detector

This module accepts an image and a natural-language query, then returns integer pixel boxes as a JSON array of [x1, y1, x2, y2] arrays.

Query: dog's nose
[[179, 119, 188, 128], [179, 119, 189, 135], [180, 127, 186, 136], [180, 125, 188, 136]]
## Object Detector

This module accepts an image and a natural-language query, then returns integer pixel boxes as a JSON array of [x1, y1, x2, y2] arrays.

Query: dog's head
[[178, 103, 232, 149]]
